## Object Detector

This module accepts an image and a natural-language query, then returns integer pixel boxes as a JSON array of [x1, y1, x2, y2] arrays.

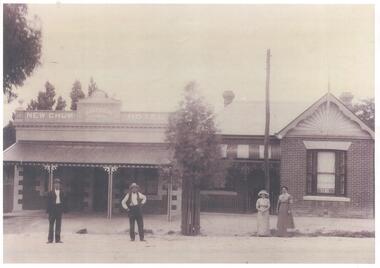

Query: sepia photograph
[[1, 1, 376, 264]]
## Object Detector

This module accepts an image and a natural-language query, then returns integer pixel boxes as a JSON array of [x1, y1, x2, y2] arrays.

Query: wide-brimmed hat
[[53, 178, 62, 184], [129, 183, 139, 190], [258, 190, 269, 197]]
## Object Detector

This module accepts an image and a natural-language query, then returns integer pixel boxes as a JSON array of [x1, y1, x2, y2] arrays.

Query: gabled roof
[[275, 93, 374, 139], [215, 93, 374, 140]]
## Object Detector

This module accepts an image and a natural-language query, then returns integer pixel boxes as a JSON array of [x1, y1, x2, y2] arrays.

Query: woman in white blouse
[[256, 189, 271, 236]]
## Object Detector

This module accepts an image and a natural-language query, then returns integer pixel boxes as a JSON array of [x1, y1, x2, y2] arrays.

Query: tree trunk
[[181, 177, 201, 236]]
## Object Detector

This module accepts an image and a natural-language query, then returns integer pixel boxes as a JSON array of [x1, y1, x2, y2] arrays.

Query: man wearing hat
[[46, 178, 67, 243], [121, 182, 147, 241]]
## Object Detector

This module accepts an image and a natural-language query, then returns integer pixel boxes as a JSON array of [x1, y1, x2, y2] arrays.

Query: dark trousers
[[129, 206, 144, 240], [48, 205, 63, 242]]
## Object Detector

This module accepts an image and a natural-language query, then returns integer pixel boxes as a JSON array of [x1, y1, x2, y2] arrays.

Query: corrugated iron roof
[[215, 100, 312, 136], [3, 141, 172, 166]]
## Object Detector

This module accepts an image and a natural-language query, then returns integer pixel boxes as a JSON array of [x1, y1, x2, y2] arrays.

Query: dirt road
[[3, 233, 374, 263]]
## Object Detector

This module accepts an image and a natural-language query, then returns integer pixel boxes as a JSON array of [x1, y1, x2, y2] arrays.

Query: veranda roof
[[3, 141, 172, 167]]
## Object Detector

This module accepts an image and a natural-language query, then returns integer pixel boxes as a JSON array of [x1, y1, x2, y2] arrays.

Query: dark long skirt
[[277, 202, 294, 236]]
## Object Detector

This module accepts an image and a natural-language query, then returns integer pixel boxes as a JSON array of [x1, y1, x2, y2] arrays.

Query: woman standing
[[276, 186, 295, 237], [256, 190, 271, 236]]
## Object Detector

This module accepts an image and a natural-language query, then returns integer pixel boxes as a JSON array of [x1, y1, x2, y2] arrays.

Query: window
[[259, 145, 272, 159], [307, 150, 346, 196], [135, 168, 159, 195], [237, 144, 249, 159], [317, 152, 335, 194], [145, 178, 158, 195], [221, 144, 228, 158]]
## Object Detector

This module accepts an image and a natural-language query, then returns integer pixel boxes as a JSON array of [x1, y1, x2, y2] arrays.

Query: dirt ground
[[2, 211, 375, 263]]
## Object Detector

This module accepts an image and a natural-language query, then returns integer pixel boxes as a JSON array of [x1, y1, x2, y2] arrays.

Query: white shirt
[[121, 192, 146, 210], [54, 189, 61, 204]]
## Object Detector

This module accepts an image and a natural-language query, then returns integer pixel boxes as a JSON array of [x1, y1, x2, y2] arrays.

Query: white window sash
[[237, 144, 249, 159], [259, 145, 271, 159], [221, 144, 228, 158]]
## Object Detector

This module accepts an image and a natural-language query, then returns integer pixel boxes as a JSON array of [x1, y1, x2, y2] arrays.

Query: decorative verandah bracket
[[103, 166, 119, 219], [43, 164, 58, 191]]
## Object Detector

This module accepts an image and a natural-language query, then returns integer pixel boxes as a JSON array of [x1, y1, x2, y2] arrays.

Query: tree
[[352, 98, 374, 130], [3, 4, 42, 102], [27, 81, 56, 110], [339, 93, 374, 130], [88, 77, 99, 97], [166, 81, 225, 236], [3, 121, 16, 150], [55, 96, 67, 111], [70, 80, 85, 110]]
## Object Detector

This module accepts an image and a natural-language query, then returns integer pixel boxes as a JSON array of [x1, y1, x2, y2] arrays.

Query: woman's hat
[[258, 190, 269, 197], [129, 182, 139, 190]]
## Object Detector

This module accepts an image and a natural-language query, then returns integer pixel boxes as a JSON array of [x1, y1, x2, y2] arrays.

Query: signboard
[[17, 111, 76, 122], [15, 110, 169, 124], [122, 112, 169, 124]]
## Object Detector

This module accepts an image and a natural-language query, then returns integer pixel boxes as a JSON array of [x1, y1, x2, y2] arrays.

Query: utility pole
[[264, 49, 271, 192]]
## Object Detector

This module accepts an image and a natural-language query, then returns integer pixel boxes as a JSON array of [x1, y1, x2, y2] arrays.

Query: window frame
[[306, 149, 347, 197]]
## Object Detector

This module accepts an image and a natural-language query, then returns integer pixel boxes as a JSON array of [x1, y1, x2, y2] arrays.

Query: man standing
[[46, 178, 66, 243], [121, 183, 147, 241]]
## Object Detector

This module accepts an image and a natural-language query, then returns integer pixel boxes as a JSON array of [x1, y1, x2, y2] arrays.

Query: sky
[[2, 4, 374, 124]]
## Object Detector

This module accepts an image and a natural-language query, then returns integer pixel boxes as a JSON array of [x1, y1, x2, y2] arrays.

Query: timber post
[[103, 165, 118, 219], [43, 164, 58, 191]]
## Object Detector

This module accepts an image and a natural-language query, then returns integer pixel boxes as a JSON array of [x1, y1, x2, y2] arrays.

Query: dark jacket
[[46, 190, 68, 214]]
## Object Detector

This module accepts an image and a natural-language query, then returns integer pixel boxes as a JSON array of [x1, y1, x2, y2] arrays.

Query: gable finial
[[325, 73, 331, 136], [327, 73, 331, 95]]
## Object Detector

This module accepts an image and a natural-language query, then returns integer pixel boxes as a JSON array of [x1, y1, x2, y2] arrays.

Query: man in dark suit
[[46, 178, 67, 243]]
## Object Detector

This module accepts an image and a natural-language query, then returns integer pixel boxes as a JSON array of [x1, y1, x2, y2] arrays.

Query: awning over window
[[3, 141, 172, 167]]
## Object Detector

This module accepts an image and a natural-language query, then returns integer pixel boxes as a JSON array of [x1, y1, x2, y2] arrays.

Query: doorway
[[246, 169, 265, 212], [93, 168, 108, 212]]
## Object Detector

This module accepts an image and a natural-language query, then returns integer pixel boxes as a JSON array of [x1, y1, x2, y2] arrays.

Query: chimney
[[223, 90, 235, 107], [339, 92, 354, 110], [16, 98, 25, 111]]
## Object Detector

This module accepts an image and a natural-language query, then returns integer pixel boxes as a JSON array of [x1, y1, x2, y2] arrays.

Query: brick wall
[[280, 137, 374, 218]]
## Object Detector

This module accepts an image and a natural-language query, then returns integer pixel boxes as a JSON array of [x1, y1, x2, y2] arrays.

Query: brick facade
[[280, 137, 374, 218]]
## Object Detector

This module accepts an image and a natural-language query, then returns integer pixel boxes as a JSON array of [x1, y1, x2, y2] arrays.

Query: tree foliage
[[70, 80, 85, 110], [166, 81, 225, 189], [27, 81, 56, 110], [3, 4, 42, 102], [352, 98, 374, 130], [166, 81, 225, 235], [3, 121, 16, 150], [88, 77, 99, 97], [55, 96, 67, 111]]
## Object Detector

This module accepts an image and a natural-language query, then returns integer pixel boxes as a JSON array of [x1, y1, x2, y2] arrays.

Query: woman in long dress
[[276, 186, 295, 237], [256, 190, 270, 236]]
